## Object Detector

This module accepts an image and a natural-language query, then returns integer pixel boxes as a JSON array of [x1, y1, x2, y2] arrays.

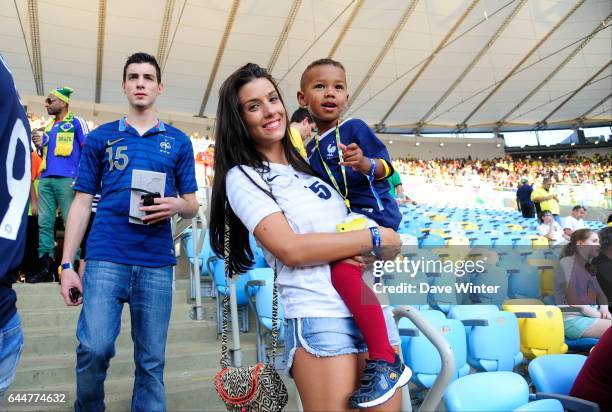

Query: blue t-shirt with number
[[0, 55, 31, 328], [306, 118, 401, 230], [74, 117, 197, 267]]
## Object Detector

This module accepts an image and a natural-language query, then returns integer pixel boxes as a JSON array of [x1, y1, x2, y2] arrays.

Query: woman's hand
[[378, 227, 401, 260], [599, 305, 612, 320]]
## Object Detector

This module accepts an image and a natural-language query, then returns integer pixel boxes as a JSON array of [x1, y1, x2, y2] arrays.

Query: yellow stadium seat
[[530, 236, 550, 247], [507, 224, 523, 231], [502, 300, 568, 359], [461, 221, 479, 231], [429, 229, 448, 238], [446, 235, 470, 246], [527, 259, 556, 298], [431, 214, 448, 222]]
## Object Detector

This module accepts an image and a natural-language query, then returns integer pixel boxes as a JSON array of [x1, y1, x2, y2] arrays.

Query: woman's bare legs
[[582, 319, 612, 338], [292, 348, 360, 411]]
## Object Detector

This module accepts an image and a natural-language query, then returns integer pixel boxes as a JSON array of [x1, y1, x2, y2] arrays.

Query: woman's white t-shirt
[[226, 163, 352, 319]]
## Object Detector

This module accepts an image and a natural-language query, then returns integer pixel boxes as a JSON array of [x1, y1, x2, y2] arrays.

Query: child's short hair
[[300, 58, 346, 90]]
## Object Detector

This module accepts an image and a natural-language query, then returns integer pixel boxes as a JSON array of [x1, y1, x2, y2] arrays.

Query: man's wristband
[[61, 262, 74, 271], [369, 227, 381, 259]]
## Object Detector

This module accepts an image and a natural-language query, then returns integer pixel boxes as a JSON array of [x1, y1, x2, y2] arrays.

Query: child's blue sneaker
[[348, 354, 411, 408]]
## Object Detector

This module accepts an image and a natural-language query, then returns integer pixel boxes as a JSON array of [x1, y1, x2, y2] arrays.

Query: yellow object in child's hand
[[336, 216, 368, 232]]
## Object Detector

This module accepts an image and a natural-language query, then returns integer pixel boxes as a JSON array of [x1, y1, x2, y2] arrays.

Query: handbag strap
[[220, 203, 281, 369], [220, 208, 232, 369]]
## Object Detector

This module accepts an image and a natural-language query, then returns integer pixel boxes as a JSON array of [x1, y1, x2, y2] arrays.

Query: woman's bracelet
[[369, 227, 381, 259]]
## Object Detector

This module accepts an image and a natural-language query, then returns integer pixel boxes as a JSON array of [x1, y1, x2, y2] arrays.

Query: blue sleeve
[[74, 130, 103, 195], [175, 136, 197, 195], [74, 116, 88, 147], [351, 119, 391, 163]]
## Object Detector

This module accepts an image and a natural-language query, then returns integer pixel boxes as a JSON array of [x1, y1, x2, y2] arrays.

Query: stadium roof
[[2, 0, 611, 133]]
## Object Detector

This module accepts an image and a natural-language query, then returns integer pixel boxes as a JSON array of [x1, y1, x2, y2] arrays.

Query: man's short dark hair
[[300, 58, 345, 90], [290, 108, 313, 124], [572, 205, 586, 212], [123, 52, 161, 83]]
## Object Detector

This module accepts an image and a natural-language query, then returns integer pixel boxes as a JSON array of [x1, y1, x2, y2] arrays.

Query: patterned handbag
[[214, 210, 288, 411]]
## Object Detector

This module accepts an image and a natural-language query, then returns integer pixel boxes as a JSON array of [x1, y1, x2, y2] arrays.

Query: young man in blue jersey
[[59, 52, 198, 412], [298, 58, 408, 408], [31, 86, 88, 283], [0, 55, 30, 398]]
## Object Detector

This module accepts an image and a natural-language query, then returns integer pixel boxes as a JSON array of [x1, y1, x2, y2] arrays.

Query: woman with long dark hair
[[209, 63, 403, 411], [554, 229, 611, 339]]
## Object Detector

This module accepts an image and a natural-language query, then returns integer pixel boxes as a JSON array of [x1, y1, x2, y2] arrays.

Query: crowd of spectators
[[392, 155, 611, 191]]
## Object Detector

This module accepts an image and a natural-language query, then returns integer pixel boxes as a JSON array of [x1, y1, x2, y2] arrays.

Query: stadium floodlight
[[571, 142, 576, 146]]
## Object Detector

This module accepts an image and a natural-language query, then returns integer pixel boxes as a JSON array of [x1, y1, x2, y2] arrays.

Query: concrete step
[[16, 300, 218, 330], [20, 318, 225, 355], [11, 335, 259, 390], [15, 290, 198, 311], [2, 368, 300, 412]]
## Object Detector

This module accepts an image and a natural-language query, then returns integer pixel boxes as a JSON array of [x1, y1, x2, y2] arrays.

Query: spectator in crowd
[[288, 107, 314, 157], [516, 177, 535, 218], [569, 327, 612, 411], [0, 54, 30, 398], [593, 227, 612, 302], [388, 169, 415, 205], [18, 142, 42, 282], [388, 169, 404, 203], [209, 63, 403, 411], [538, 211, 569, 246], [203, 143, 215, 186], [531, 177, 560, 223], [554, 229, 611, 339], [59, 52, 198, 411], [31, 86, 89, 282], [562, 205, 587, 237]]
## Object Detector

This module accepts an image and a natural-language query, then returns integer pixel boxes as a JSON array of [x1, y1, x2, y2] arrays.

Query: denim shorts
[[284, 306, 401, 376], [564, 316, 598, 340]]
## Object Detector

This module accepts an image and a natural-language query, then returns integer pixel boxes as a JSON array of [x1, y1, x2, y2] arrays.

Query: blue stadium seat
[[565, 337, 598, 352], [398, 310, 469, 389], [528, 354, 586, 395], [443, 372, 563, 412], [208, 256, 257, 334], [507, 264, 541, 299], [245, 268, 285, 364], [447, 305, 523, 372]]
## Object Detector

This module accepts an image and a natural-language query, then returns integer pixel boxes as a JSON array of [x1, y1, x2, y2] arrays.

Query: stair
[[3, 280, 298, 412]]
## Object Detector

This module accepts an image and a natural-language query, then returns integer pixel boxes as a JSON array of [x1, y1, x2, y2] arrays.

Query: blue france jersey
[[74, 118, 197, 267], [306, 118, 401, 230], [0, 55, 31, 327]]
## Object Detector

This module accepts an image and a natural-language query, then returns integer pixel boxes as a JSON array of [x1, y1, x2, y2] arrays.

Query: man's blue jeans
[[0, 312, 24, 398], [75, 260, 173, 412]]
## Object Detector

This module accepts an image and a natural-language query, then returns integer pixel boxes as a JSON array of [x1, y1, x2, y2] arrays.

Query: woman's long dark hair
[[560, 228, 597, 275], [210, 63, 312, 275]]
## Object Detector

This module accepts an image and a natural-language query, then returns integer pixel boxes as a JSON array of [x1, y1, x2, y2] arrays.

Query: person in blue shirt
[[516, 178, 535, 218], [0, 54, 30, 398], [58, 52, 198, 412], [298, 58, 408, 408], [31, 86, 88, 283]]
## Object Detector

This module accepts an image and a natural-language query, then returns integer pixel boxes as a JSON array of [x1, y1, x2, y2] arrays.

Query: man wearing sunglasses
[[31, 87, 88, 282]]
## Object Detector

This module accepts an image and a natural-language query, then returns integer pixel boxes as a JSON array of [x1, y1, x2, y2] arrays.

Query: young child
[[298, 58, 409, 408]]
